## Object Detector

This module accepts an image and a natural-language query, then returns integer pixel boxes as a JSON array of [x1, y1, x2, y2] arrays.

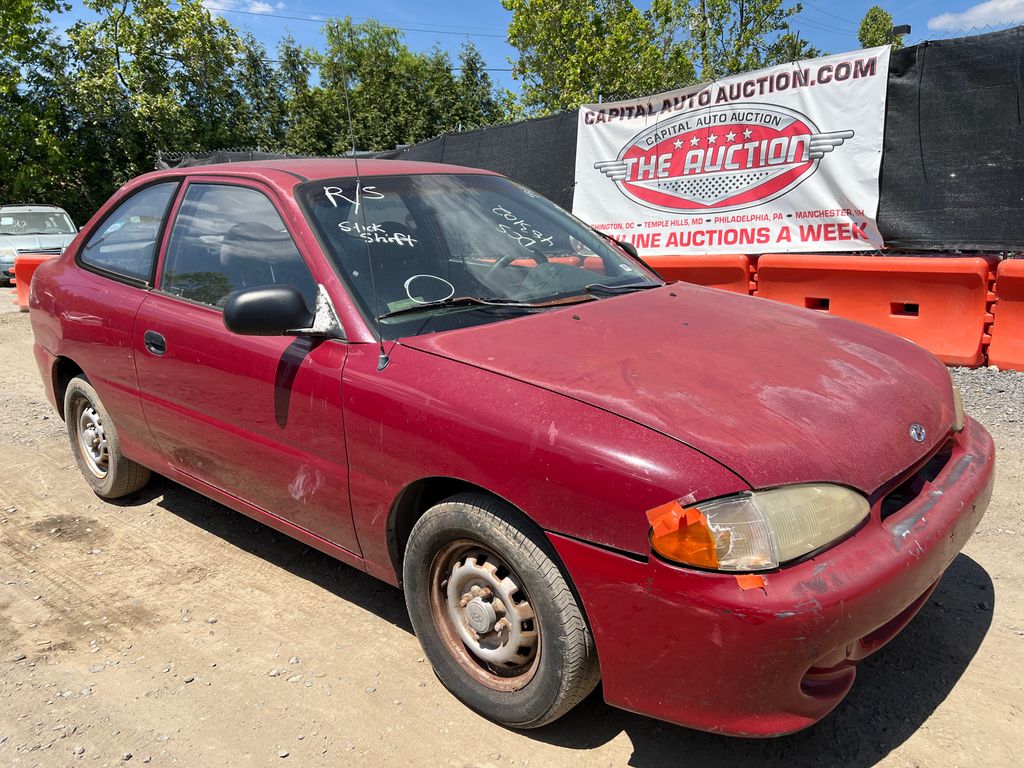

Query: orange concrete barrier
[[988, 259, 1024, 372], [755, 255, 993, 366], [13, 254, 56, 312], [644, 254, 754, 294]]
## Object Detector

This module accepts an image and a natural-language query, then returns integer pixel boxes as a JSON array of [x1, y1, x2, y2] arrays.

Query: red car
[[28, 159, 994, 736]]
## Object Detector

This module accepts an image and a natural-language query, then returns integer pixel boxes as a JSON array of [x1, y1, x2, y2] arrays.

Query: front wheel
[[403, 493, 600, 728], [64, 376, 151, 498]]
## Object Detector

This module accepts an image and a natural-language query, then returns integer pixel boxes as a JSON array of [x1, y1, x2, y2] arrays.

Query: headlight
[[646, 484, 869, 571], [0, 245, 16, 262]]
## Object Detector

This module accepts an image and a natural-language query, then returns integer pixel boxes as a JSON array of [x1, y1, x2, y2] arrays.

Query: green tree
[[227, 33, 286, 150], [690, 0, 820, 80], [278, 34, 336, 155], [319, 17, 427, 151], [1, 4, 511, 221], [0, 1, 82, 214], [503, 0, 817, 114], [502, 0, 697, 114], [452, 43, 504, 129], [1, 0, 57, 90], [858, 5, 902, 49], [318, 18, 505, 151], [67, 0, 252, 156]]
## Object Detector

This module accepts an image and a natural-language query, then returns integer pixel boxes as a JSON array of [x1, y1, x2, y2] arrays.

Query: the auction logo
[[594, 103, 853, 213]]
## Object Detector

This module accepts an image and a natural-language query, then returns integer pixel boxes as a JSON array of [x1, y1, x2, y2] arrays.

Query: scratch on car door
[[289, 464, 325, 503]]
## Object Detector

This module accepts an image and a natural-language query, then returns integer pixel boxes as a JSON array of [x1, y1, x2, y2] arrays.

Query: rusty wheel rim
[[427, 539, 540, 692], [76, 401, 109, 479]]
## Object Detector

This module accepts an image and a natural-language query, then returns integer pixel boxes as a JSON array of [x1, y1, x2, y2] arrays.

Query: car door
[[59, 181, 180, 466], [132, 178, 359, 554]]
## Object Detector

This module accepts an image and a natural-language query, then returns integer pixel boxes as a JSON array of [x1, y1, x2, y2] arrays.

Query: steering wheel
[[487, 251, 549, 275]]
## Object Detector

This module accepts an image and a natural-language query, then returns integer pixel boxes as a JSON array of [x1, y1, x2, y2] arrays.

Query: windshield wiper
[[378, 295, 540, 320], [583, 282, 660, 295], [378, 292, 600, 320]]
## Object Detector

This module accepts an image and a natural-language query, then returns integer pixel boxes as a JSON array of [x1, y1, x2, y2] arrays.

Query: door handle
[[144, 330, 166, 356]]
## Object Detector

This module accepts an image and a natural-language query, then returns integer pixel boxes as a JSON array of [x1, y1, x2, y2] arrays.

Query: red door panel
[[49, 266, 154, 463], [133, 292, 358, 553]]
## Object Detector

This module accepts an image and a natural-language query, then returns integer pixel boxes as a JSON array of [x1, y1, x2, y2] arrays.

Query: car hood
[[402, 284, 956, 493], [0, 234, 75, 254]]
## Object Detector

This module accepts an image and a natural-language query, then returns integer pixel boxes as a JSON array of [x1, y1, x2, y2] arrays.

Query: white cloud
[[928, 0, 1024, 30], [201, 0, 234, 12], [200, 0, 285, 15]]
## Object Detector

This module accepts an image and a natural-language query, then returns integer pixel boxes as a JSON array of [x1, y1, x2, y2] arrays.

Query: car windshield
[[0, 211, 76, 236], [299, 173, 661, 338]]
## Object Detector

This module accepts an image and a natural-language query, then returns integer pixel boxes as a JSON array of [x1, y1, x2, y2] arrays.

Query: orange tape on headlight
[[646, 499, 719, 569]]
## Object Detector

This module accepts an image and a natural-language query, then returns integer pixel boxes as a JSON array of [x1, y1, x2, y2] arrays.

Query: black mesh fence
[[879, 27, 1024, 250], [375, 111, 580, 210]]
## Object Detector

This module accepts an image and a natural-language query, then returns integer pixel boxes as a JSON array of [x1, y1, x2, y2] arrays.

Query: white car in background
[[0, 204, 78, 285]]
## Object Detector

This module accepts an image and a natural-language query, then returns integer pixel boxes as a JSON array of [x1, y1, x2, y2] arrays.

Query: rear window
[[79, 183, 178, 282]]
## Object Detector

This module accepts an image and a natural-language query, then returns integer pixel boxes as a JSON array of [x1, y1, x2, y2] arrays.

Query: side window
[[161, 183, 317, 309], [79, 183, 178, 282]]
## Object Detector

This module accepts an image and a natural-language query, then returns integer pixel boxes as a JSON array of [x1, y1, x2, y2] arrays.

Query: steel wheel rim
[[76, 402, 109, 479], [428, 539, 540, 691]]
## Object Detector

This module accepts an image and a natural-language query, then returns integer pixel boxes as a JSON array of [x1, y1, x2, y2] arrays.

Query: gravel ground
[[1, 287, 1022, 767], [951, 366, 1024, 443]]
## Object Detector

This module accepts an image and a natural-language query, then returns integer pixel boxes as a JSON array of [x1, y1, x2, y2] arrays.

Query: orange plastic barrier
[[755, 255, 993, 366], [13, 254, 56, 312], [644, 254, 754, 294], [988, 259, 1024, 372]]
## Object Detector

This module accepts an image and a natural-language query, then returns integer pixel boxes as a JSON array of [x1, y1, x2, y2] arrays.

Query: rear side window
[[79, 183, 178, 282], [161, 183, 318, 309]]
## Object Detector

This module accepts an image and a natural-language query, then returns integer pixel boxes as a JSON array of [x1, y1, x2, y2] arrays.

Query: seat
[[219, 222, 317, 306]]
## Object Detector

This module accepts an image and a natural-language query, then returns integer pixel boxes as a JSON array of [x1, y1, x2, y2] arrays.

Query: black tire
[[64, 375, 150, 498], [403, 493, 600, 728]]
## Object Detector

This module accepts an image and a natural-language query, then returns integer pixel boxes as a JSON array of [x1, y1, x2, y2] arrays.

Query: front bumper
[[549, 416, 994, 737]]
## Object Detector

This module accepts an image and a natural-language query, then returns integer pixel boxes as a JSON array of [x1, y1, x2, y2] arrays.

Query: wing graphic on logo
[[594, 159, 630, 180], [808, 130, 854, 159], [632, 166, 794, 206]]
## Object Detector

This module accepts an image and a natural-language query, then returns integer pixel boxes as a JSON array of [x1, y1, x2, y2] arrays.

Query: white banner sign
[[573, 46, 891, 255]]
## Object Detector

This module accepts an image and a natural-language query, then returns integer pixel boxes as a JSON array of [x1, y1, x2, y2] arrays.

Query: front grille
[[879, 438, 955, 521], [17, 248, 62, 256]]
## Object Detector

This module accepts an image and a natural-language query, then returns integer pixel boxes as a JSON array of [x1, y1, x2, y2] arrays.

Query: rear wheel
[[403, 493, 600, 728], [64, 376, 150, 498]]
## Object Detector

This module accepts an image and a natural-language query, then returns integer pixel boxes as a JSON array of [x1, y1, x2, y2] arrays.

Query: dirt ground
[[1, 286, 1021, 768]]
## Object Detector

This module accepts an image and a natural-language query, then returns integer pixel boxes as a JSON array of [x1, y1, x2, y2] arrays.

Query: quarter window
[[79, 182, 178, 282], [161, 183, 317, 309]]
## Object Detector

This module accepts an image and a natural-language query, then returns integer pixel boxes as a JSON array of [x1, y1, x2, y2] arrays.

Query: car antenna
[[340, 61, 390, 371]]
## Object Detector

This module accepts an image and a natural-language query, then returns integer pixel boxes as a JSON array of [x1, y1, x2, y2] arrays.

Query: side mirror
[[223, 285, 315, 336]]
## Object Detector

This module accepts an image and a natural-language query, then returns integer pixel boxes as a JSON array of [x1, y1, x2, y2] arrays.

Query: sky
[[56, 0, 1024, 92]]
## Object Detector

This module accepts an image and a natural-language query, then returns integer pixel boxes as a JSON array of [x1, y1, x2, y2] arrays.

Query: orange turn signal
[[645, 499, 720, 569]]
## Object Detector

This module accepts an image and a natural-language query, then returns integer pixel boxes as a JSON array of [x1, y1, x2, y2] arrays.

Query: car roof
[[0, 204, 71, 213], [148, 158, 499, 183]]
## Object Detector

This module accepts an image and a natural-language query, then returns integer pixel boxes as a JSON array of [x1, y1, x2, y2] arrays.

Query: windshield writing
[[300, 173, 661, 339]]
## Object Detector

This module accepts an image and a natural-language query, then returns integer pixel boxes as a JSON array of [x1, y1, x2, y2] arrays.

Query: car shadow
[[114, 479, 993, 766], [115, 474, 413, 633]]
